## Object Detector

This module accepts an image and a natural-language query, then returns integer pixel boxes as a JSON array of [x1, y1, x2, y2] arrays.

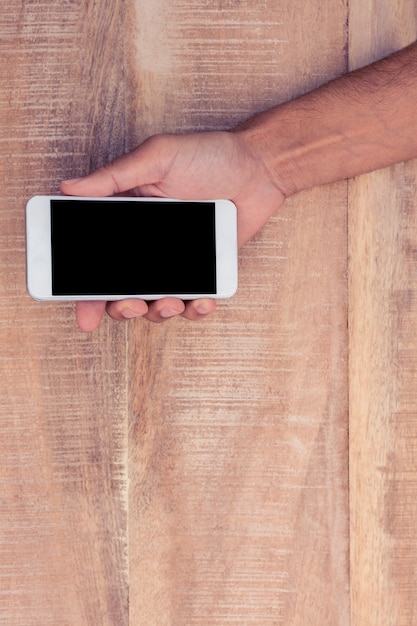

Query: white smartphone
[[25, 195, 238, 301]]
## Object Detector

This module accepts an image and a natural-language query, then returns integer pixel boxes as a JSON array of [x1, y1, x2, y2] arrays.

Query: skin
[[60, 132, 285, 331], [60, 41, 417, 332]]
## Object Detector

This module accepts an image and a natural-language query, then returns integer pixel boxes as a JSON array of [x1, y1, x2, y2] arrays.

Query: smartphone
[[25, 195, 238, 301]]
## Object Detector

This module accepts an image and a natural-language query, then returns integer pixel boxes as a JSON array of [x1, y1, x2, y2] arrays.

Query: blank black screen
[[51, 199, 216, 296]]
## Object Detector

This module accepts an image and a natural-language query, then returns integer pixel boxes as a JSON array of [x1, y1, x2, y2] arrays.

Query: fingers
[[181, 298, 217, 320], [76, 297, 216, 331], [105, 297, 215, 324], [140, 298, 216, 322], [143, 298, 186, 322], [106, 299, 149, 322], [105, 298, 185, 324], [75, 301, 107, 332]]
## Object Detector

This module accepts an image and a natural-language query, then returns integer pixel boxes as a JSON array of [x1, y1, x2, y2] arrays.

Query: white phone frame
[[25, 195, 238, 301]]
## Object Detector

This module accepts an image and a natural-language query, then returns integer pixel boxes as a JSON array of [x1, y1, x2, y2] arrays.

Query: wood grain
[[129, 189, 350, 625], [0, 2, 130, 624], [7, 1, 417, 625], [129, 2, 350, 624], [128, 0, 350, 141], [348, 2, 417, 625]]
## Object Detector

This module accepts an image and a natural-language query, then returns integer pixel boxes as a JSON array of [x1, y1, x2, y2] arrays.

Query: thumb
[[60, 136, 170, 197]]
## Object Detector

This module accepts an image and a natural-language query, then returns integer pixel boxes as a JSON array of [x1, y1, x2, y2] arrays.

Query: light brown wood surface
[[349, 3, 417, 625], [0, 3, 130, 624], [0, 1, 415, 625]]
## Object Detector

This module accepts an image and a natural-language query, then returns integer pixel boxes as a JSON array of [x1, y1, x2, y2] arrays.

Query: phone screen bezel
[[26, 196, 238, 301]]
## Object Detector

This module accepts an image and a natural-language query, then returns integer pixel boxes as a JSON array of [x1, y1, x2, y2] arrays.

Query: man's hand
[[60, 131, 286, 331]]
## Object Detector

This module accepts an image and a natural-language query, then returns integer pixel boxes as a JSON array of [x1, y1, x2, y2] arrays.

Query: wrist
[[233, 94, 375, 198], [232, 43, 417, 198], [232, 104, 312, 198]]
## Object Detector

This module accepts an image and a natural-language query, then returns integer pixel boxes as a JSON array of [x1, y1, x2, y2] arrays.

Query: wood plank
[[128, 1, 350, 624], [0, 2, 130, 624], [348, 2, 417, 625]]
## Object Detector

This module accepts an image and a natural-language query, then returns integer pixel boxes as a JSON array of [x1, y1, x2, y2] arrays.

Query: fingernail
[[196, 303, 211, 315], [160, 307, 179, 319], [122, 308, 139, 319]]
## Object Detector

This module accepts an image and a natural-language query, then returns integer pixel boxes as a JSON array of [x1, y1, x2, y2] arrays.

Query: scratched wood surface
[[348, 2, 417, 625], [0, 3, 130, 625], [2, 1, 416, 625], [128, 1, 349, 625]]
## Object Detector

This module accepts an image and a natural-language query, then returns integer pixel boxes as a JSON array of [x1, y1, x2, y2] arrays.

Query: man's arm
[[61, 41, 417, 331], [235, 42, 417, 197]]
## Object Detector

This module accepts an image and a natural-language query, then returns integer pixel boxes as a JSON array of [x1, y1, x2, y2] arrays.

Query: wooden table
[[1, 1, 416, 624]]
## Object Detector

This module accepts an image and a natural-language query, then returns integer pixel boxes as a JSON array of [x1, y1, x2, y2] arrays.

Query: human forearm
[[235, 42, 417, 197]]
